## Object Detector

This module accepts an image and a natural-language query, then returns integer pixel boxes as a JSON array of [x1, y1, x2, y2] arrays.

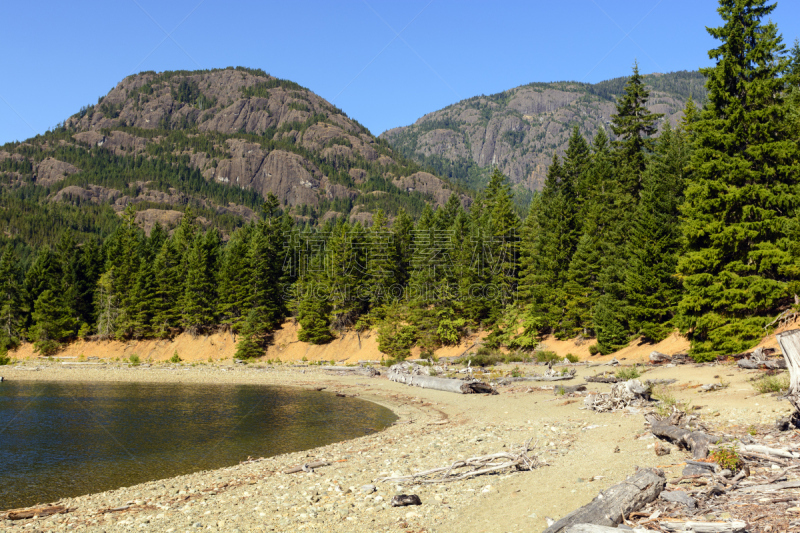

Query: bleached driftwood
[[283, 460, 330, 474], [564, 526, 623, 533], [5, 505, 71, 520], [379, 439, 539, 484], [737, 347, 786, 370], [585, 372, 619, 384], [320, 366, 379, 377], [388, 364, 495, 394], [660, 521, 746, 532], [737, 444, 799, 459], [542, 468, 666, 533], [736, 479, 800, 493], [584, 380, 650, 412], [554, 384, 587, 395], [498, 368, 576, 384]]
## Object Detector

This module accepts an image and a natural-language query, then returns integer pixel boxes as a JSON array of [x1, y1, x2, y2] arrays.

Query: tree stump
[[776, 329, 800, 414]]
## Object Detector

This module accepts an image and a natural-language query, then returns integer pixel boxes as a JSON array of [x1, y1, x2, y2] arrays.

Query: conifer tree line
[[0, 0, 798, 362], [507, 0, 800, 361]]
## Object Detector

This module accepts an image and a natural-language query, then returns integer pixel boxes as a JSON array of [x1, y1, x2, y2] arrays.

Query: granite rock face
[[382, 72, 706, 191]]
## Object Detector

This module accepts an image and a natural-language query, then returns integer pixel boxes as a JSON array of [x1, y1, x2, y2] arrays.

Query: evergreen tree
[[392, 208, 415, 289], [23, 247, 61, 332], [366, 209, 398, 310], [610, 61, 664, 195], [181, 231, 218, 334], [519, 153, 577, 335], [624, 124, 688, 342], [487, 169, 520, 311], [0, 249, 23, 349], [129, 258, 158, 338], [562, 129, 622, 345], [31, 289, 75, 355], [152, 239, 183, 337], [218, 224, 253, 333], [296, 249, 333, 344], [676, 0, 800, 359]]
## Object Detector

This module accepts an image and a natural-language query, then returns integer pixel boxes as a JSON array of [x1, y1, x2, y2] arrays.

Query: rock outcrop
[[34, 158, 80, 186], [382, 71, 706, 192]]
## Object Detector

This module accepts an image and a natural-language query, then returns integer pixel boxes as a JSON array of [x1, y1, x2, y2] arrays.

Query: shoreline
[[1, 360, 792, 532]]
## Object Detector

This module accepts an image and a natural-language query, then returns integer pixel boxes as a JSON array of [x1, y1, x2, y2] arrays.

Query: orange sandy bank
[[11, 316, 798, 364]]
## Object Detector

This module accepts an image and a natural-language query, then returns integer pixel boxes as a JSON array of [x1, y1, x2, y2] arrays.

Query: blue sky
[[1, 0, 799, 144]]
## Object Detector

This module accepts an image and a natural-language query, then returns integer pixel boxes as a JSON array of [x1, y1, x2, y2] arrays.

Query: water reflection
[[0, 381, 396, 510]]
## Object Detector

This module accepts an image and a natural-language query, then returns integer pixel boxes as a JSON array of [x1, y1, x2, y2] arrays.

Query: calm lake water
[[0, 380, 396, 510]]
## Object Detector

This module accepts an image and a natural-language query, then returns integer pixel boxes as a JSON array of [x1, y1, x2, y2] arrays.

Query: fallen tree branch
[[379, 439, 539, 484], [660, 520, 747, 532]]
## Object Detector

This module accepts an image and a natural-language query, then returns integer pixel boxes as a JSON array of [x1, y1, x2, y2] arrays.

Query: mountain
[[380, 70, 706, 200], [0, 67, 469, 255]]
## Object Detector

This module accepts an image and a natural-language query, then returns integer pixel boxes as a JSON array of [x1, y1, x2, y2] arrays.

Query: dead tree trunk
[[542, 468, 666, 533], [777, 329, 800, 415]]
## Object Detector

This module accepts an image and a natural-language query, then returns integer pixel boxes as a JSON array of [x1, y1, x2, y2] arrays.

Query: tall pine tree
[[676, 0, 800, 359]]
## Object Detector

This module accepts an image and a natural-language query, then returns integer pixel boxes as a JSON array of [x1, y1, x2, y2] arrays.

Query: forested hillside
[[381, 70, 706, 203], [0, 0, 798, 363], [0, 67, 469, 264]]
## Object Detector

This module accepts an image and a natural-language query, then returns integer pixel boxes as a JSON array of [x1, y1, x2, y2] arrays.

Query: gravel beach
[[0, 360, 792, 532]]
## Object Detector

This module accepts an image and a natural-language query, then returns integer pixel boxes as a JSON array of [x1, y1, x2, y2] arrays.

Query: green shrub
[[510, 366, 523, 378], [534, 351, 561, 364], [565, 353, 579, 363], [169, 351, 182, 363], [129, 354, 140, 366], [753, 373, 790, 394], [588, 344, 600, 356], [616, 365, 641, 380], [462, 347, 503, 367], [0, 350, 12, 365], [503, 352, 529, 364], [710, 445, 742, 473]]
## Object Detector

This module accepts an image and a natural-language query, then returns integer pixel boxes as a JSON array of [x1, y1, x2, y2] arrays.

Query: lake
[[0, 380, 396, 510]]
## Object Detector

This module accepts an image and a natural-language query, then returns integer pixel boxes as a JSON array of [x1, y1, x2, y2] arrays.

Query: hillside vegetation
[[0, 1, 798, 364], [0, 67, 469, 263]]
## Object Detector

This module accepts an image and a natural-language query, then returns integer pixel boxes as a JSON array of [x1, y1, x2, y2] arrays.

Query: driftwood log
[[660, 521, 747, 532], [585, 373, 619, 384], [388, 365, 495, 394], [554, 384, 587, 395], [650, 420, 718, 459], [320, 366, 379, 377], [5, 505, 71, 520], [542, 468, 666, 533], [564, 526, 624, 533], [283, 460, 330, 474], [737, 347, 787, 370]]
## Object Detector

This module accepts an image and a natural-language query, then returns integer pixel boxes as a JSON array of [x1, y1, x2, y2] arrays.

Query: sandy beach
[[0, 357, 792, 533]]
